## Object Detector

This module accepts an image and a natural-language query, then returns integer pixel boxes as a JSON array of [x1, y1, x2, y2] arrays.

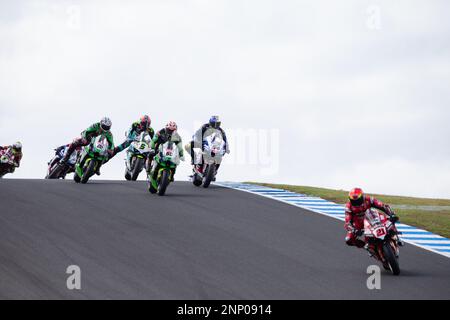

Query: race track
[[0, 179, 449, 299]]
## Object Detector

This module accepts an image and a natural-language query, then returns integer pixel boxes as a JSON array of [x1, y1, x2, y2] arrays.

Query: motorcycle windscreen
[[91, 135, 109, 156], [160, 141, 180, 165]]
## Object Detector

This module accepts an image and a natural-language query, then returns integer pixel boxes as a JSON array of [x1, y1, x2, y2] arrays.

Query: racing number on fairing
[[376, 228, 386, 237]]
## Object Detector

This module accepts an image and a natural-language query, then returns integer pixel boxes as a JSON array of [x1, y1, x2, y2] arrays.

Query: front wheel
[[203, 164, 216, 188], [382, 241, 400, 276], [193, 176, 202, 187], [131, 157, 144, 181], [73, 170, 81, 183], [158, 170, 170, 196], [81, 160, 96, 184], [47, 162, 63, 179]]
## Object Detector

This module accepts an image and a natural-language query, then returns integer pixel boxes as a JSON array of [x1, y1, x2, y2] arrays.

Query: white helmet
[[100, 117, 112, 131], [13, 141, 22, 151]]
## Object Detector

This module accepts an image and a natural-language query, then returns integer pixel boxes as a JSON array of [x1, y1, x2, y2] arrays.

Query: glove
[[389, 214, 399, 223], [202, 141, 207, 151], [149, 149, 156, 157], [180, 155, 185, 162]]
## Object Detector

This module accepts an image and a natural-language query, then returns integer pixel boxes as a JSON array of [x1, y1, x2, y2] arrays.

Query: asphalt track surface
[[0, 179, 449, 299]]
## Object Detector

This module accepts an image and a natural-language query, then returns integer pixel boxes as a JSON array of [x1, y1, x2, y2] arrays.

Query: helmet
[[100, 117, 112, 131], [12, 141, 22, 151], [165, 121, 178, 134], [209, 115, 221, 129], [139, 115, 151, 130], [349, 188, 364, 207]]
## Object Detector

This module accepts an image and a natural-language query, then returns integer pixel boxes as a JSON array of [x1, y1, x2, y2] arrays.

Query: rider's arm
[[106, 132, 115, 150], [344, 204, 355, 231], [150, 131, 161, 150], [219, 128, 230, 153], [219, 128, 228, 143], [81, 123, 100, 139], [148, 127, 155, 139], [13, 153, 22, 167], [370, 197, 394, 216], [193, 128, 203, 149], [127, 123, 137, 136], [176, 137, 184, 157]]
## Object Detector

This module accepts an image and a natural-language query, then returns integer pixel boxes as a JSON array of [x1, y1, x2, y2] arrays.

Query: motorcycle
[[362, 208, 401, 275], [147, 141, 181, 196], [124, 132, 152, 181], [0, 148, 16, 178], [46, 145, 79, 179], [191, 132, 226, 188], [73, 135, 110, 184]]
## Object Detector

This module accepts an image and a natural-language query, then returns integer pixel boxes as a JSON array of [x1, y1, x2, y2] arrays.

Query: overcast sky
[[1, 0, 449, 198]]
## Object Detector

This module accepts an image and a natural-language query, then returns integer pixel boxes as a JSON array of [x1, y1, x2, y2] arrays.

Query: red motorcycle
[[0, 148, 17, 178], [362, 208, 401, 275]]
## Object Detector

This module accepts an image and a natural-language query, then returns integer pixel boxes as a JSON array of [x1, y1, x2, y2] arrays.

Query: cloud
[[1, 0, 449, 198]]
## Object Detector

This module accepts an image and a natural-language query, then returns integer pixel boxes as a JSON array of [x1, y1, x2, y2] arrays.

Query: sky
[[1, 0, 449, 198]]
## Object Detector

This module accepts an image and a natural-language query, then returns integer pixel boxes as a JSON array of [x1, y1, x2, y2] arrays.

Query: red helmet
[[139, 115, 151, 130], [166, 121, 177, 134], [349, 188, 364, 206]]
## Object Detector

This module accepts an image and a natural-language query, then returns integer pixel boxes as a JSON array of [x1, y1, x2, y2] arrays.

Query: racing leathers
[[61, 122, 114, 164], [345, 196, 397, 248], [188, 123, 230, 165], [147, 128, 184, 180], [112, 122, 155, 157]]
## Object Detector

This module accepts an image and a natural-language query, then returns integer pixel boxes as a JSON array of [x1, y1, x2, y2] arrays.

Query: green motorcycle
[[74, 135, 110, 184], [147, 141, 181, 196]]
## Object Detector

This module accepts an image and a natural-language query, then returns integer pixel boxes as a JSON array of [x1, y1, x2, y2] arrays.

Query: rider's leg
[[61, 137, 89, 163], [345, 232, 365, 248]]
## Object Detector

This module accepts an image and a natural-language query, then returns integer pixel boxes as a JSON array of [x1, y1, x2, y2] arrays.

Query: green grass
[[247, 182, 450, 238]]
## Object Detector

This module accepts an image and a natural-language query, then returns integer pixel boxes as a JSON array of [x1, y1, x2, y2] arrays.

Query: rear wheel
[[203, 165, 216, 188], [382, 241, 400, 275], [158, 170, 170, 196], [81, 160, 96, 184]]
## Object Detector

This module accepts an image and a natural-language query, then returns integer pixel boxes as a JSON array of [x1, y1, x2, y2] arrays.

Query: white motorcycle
[[362, 208, 401, 275], [124, 132, 152, 181], [192, 132, 226, 188]]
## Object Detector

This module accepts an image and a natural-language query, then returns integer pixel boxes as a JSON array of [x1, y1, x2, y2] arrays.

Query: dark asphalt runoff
[[0, 179, 449, 299]]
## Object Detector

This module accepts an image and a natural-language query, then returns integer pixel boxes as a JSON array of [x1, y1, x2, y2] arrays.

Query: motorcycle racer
[[47, 144, 82, 178], [147, 121, 184, 180], [59, 117, 114, 175], [110, 115, 154, 158], [0, 142, 23, 173], [345, 188, 400, 248], [187, 116, 230, 166]]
